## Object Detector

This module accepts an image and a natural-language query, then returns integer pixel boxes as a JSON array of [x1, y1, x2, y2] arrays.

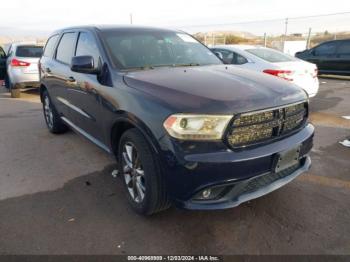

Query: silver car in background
[[5, 43, 43, 97]]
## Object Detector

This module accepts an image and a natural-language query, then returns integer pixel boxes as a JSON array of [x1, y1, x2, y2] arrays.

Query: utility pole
[[306, 28, 312, 49], [263, 32, 267, 47], [283, 17, 288, 50], [284, 17, 289, 40], [130, 13, 133, 24]]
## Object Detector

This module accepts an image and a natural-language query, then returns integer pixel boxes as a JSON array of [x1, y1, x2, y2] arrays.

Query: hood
[[122, 65, 307, 114]]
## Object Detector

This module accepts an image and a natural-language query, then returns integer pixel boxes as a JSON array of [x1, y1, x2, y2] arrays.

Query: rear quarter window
[[246, 48, 296, 63], [16, 46, 43, 58]]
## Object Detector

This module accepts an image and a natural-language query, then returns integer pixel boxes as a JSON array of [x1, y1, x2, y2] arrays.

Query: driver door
[[0, 46, 6, 80]]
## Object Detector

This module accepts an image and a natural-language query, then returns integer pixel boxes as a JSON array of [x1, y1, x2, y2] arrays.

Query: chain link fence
[[190, 12, 350, 55]]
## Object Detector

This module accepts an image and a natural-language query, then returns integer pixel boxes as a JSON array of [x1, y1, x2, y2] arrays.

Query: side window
[[314, 42, 337, 56], [234, 53, 248, 65], [336, 41, 350, 55], [0, 47, 5, 58], [215, 49, 233, 64], [56, 32, 77, 64], [43, 35, 59, 57], [75, 32, 100, 68]]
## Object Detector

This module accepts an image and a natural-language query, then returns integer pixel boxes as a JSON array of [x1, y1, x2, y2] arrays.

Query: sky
[[1, 0, 350, 37]]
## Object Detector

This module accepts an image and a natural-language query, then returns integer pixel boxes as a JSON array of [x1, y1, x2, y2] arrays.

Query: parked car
[[39, 26, 314, 215], [212, 45, 319, 98], [5, 43, 43, 97], [296, 39, 350, 76], [0, 46, 6, 81]]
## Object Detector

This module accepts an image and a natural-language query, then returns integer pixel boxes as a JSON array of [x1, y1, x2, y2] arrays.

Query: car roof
[[51, 25, 182, 35], [213, 44, 265, 50], [315, 39, 350, 46], [10, 42, 43, 48]]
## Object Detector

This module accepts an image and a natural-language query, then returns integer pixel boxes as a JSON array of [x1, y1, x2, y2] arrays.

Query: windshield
[[16, 46, 43, 58], [102, 30, 222, 70], [246, 48, 296, 63]]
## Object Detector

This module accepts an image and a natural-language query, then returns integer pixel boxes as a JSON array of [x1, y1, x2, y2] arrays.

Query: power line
[[180, 11, 350, 28]]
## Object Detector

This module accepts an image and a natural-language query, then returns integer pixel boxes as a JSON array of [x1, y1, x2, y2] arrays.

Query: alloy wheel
[[122, 142, 146, 203], [44, 96, 54, 129]]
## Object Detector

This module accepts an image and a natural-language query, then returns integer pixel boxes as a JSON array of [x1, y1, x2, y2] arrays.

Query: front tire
[[42, 90, 68, 134], [118, 128, 170, 215]]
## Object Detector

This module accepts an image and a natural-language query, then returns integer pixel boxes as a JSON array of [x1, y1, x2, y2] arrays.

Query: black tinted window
[[215, 49, 233, 64], [56, 33, 77, 64], [16, 46, 43, 58], [75, 32, 100, 67], [337, 41, 350, 55], [234, 53, 248, 65], [43, 35, 59, 57], [314, 42, 337, 56]]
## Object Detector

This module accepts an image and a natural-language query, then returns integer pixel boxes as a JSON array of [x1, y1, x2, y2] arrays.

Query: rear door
[[334, 40, 350, 74], [49, 32, 78, 118], [312, 41, 338, 72], [0, 46, 6, 80]]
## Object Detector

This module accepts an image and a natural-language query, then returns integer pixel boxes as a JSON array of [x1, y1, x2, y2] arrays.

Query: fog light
[[202, 189, 211, 198], [193, 186, 229, 201]]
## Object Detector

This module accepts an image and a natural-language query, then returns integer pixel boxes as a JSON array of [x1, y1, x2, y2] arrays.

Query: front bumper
[[181, 156, 310, 210], [161, 124, 314, 210]]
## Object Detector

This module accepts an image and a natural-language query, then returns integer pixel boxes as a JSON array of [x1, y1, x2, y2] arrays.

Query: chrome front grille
[[227, 101, 308, 148]]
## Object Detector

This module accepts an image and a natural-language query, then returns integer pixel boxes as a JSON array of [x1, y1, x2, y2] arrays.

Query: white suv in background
[[212, 45, 319, 98], [5, 43, 43, 97]]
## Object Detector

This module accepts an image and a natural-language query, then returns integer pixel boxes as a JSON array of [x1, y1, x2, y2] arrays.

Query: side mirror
[[71, 55, 99, 74], [310, 49, 316, 56], [214, 51, 223, 60]]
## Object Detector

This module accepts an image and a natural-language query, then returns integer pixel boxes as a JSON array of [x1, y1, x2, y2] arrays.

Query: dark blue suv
[[39, 26, 314, 215]]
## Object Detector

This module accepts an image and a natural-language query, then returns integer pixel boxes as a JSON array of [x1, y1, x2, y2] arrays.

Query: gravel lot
[[0, 78, 349, 255]]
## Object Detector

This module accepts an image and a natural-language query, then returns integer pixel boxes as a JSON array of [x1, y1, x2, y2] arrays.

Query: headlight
[[163, 114, 232, 140]]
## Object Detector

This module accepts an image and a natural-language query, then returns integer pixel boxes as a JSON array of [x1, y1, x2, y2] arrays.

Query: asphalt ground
[[0, 78, 349, 255]]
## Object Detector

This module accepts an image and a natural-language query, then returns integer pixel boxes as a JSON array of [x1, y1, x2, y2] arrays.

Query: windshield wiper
[[123, 65, 155, 71], [172, 63, 201, 67], [123, 63, 201, 71]]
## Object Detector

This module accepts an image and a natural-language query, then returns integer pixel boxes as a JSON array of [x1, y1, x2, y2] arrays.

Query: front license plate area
[[274, 146, 300, 173]]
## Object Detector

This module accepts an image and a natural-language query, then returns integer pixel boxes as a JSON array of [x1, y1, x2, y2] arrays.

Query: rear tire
[[10, 89, 21, 98], [42, 89, 68, 134], [118, 128, 171, 215]]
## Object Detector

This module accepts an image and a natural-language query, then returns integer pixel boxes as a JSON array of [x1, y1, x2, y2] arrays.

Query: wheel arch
[[110, 112, 161, 157], [39, 84, 47, 103]]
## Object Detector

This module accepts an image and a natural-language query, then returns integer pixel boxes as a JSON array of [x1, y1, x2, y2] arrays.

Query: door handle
[[67, 76, 76, 82]]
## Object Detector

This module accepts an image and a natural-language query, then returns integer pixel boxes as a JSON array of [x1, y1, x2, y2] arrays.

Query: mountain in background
[[194, 30, 256, 39], [0, 27, 49, 46]]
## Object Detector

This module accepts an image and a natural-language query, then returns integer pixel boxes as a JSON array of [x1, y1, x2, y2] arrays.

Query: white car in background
[[212, 45, 319, 98], [5, 43, 43, 97]]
